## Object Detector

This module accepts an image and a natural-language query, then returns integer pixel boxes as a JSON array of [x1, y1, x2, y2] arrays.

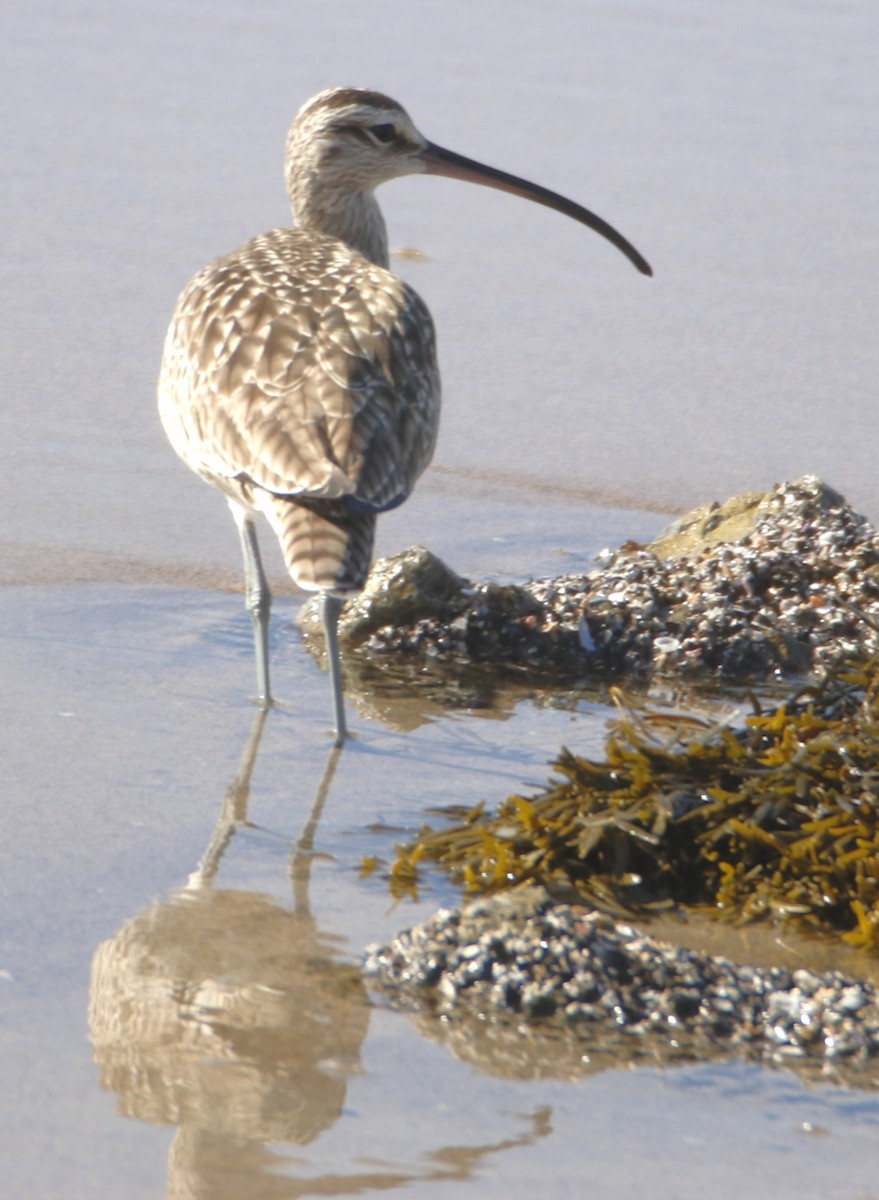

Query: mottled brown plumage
[[160, 227, 438, 592], [158, 87, 651, 744]]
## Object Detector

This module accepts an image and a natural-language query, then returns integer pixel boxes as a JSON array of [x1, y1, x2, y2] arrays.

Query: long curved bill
[[421, 141, 652, 277]]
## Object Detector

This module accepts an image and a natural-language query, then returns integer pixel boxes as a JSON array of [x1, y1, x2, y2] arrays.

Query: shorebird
[[158, 87, 651, 746]]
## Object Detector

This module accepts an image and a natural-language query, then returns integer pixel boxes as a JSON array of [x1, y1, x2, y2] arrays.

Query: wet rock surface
[[364, 889, 879, 1083], [299, 545, 468, 644], [301, 476, 879, 683]]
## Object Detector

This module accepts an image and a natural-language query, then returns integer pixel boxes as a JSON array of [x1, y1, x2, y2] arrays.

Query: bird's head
[[286, 88, 429, 197], [286, 86, 652, 277]]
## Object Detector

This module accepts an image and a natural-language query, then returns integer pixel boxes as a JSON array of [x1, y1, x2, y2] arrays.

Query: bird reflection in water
[[89, 714, 551, 1196]]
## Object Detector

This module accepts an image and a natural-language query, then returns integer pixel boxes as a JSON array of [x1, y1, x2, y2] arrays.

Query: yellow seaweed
[[388, 650, 879, 945]]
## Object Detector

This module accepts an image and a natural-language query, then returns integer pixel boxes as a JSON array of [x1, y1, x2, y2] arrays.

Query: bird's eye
[[369, 123, 396, 145]]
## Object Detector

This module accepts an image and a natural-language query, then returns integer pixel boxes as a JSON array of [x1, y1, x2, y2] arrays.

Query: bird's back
[[159, 226, 440, 592]]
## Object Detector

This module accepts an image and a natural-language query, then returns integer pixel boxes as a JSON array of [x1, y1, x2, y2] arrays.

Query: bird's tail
[[262, 496, 375, 595]]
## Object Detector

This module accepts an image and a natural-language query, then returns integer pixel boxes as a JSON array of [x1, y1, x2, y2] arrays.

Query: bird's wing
[[311, 264, 440, 512], [159, 229, 440, 512]]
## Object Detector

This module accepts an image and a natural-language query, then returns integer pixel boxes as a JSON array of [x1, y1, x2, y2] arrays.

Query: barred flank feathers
[[264, 496, 375, 594]]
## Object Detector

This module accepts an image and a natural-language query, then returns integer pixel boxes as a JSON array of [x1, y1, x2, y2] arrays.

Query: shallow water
[[0, 581, 634, 1197], [4, 1, 879, 1196], [6, 583, 879, 1200]]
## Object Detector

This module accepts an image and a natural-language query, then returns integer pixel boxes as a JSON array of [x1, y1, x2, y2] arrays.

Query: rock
[[297, 545, 467, 646], [299, 476, 879, 684], [650, 477, 847, 559], [650, 489, 766, 558], [363, 887, 879, 1080]]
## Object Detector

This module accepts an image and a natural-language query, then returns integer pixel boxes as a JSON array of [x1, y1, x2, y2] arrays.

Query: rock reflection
[[398, 1006, 637, 1083], [343, 653, 597, 733], [383, 987, 879, 1088], [318, 634, 723, 736], [89, 711, 552, 1197]]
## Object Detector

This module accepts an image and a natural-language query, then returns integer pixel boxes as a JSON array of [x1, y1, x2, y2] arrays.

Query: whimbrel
[[158, 88, 651, 745]]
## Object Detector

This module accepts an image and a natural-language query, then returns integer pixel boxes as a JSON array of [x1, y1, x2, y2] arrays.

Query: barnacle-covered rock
[[363, 887, 879, 1082], [648, 479, 846, 559], [299, 476, 879, 685]]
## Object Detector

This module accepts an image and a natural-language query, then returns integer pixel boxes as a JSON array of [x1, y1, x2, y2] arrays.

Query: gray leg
[[231, 506, 272, 707], [320, 592, 347, 747]]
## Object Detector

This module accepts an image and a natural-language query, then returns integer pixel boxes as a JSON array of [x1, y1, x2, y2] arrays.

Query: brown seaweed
[[386, 655, 879, 946]]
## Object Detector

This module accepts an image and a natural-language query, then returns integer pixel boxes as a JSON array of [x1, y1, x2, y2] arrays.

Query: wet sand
[[4, 0, 879, 1196]]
